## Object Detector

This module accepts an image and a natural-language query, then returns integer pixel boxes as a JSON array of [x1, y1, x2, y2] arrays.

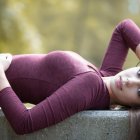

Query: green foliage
[[0, 0, 140, 67]]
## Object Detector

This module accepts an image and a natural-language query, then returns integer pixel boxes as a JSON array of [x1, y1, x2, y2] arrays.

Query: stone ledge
[[0, 109, 129, 140]]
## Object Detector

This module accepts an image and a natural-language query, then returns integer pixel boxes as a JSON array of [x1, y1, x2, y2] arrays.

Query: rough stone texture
[[0, 109, 129, 140]]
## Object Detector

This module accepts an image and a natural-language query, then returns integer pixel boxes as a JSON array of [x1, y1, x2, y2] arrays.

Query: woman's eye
[[137, 89, 140, 96]]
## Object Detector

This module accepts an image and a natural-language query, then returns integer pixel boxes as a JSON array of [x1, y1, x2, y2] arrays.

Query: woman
[[0, 19, 140, 138]]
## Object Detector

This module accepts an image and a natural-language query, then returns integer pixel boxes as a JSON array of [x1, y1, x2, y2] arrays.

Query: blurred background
[[0, 0, 140, 68]]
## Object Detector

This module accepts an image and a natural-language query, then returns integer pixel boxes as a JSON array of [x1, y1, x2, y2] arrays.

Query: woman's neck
[[101, 76, 118, 105]]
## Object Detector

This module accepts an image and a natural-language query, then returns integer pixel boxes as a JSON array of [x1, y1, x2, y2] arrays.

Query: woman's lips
[[115, 76, 122, 90]]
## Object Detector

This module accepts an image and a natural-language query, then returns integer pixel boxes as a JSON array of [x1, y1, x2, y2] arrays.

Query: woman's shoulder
[[76, 71, 103, 88]]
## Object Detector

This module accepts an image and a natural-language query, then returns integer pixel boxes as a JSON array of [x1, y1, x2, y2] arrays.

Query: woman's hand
[[0, 53, 12, 91], [136, 44, 140, 59], [0, 53, 12, 71]]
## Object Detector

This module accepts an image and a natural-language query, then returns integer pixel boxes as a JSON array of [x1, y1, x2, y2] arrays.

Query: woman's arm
[[0, 72, 103, 135], [100, 19, 140, 77]]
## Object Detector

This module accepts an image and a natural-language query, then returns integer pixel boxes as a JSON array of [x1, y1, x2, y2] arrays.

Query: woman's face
[[110, 67, 140, 106]]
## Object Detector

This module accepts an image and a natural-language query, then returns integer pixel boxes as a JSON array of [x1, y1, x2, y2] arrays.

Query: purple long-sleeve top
[[0, 19, 140, 134]]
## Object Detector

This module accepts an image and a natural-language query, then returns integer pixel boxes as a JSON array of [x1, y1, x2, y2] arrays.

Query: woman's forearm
[[118, 19, 140, 52]]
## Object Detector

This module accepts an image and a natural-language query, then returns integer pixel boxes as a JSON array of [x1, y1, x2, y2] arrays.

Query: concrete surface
[[0, 109, 129, 140]]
